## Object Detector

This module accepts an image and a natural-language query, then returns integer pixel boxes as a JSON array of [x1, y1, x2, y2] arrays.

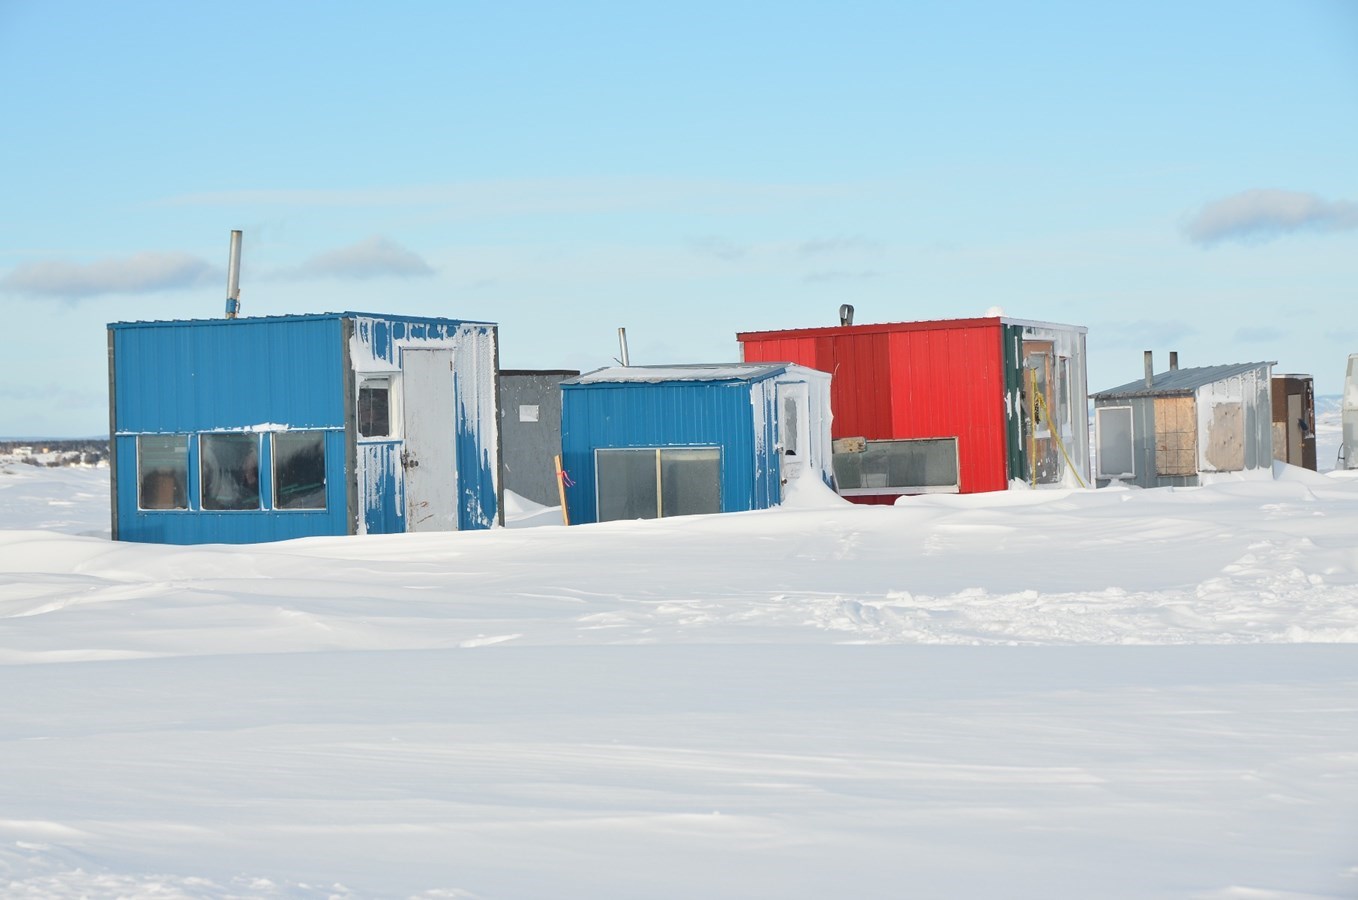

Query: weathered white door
[[401, 349, 458, 531], [776, 381, 810, 483]]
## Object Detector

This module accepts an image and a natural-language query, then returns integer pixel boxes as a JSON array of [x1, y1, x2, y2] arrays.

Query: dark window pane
[[201, 434, 261, 511], [660, 448, 721, 517], [597, 449, 659, 521], [833, 438, 959, 491], [358, 380, 391, 438], [273, 432, 327, 510], [137, 434, 188, 510]]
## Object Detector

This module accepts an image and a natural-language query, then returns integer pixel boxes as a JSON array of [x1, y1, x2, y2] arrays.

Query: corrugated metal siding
[[741, 320, 1009, 493], [112, 317, 345, 433], [887, 324, 1008, 493], [350, 317, 501, 531], [560, 380, 761, 524]]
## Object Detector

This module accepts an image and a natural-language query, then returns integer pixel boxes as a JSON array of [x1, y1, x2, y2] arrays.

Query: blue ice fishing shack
[[108, 312, 502, 544], [558, 363, 834, 524]]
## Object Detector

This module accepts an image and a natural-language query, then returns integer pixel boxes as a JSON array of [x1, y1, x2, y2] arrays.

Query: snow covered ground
[[1, 412, 1356, 898]]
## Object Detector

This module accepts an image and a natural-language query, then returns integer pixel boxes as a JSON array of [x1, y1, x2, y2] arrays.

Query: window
[[200, 434, 261, 511], [273, 431, 327, 510], [833, 438, 959, 494], [596, 447, 722, 522], [1095, 406, 1135, 479], [357, 376, 392, 438], [137, 434, 188, 510]]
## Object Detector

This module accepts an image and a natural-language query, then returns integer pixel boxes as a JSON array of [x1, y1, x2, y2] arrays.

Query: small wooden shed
[[108, 311, 501, 544], [738, 315, 1091, 498], [1091, 356, 1274, 488], [559, 363, 833, 524]]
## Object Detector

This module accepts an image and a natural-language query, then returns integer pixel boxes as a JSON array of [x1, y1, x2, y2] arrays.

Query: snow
[[2, 427, 1358, 898]]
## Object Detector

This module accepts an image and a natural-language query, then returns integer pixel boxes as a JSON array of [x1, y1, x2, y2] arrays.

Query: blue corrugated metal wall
[[111, 317, 349, 544], [350, 316, 500, 531], [560, 378, 770, 525], [112, 316, 346, 432], [112, 313, 500, 543]]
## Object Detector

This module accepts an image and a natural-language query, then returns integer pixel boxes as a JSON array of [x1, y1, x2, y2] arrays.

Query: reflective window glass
[[833, 438, 959, 492], [596, 448, 659, 522], [137, 434, 188, 510], [358, 378, 391, 438], [273, 432, 327, 510], [200, 434, 261, 511]]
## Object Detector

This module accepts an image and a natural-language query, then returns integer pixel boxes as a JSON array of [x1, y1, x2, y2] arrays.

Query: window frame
[[1094, 405, 1136, 479], [136, 433, 190, 511], [594, 445, 723, 521], [199, 432, 263, 512], [833, 437, 961, 496], [356, 374, 400, 441], [271, 430, 328, 511]]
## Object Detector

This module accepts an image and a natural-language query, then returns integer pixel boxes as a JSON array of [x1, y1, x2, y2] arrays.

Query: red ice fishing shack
[[737, 311, 1091, 500]]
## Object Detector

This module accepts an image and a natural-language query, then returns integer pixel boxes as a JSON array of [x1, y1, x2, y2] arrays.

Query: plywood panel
[[1154, 396, 1197, 476]]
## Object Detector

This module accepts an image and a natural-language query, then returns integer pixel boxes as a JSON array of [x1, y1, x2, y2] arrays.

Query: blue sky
[[2, 0, 1355, 436]]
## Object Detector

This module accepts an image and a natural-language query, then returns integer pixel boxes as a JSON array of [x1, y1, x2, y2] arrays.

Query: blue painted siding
[[111, 317, 346, 432], [112, 311, 501, 543], [560, 379, 767, 524], [359, 441, 404, 535]]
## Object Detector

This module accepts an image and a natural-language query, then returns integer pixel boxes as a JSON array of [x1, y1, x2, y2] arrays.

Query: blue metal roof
[[1093, 361, 1274, 399]]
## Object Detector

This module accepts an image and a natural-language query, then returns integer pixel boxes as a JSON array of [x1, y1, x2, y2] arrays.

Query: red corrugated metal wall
[[739, 320, 1009, 493]]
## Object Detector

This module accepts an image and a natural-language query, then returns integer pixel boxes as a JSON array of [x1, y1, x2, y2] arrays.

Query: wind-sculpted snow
[[1, 461, 1358, 897]]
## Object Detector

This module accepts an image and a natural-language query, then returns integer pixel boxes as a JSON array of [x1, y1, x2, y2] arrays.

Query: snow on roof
[[107, 311, 495, 329], [563, 363, 791, 385], [1093, 361, 1276, 399]]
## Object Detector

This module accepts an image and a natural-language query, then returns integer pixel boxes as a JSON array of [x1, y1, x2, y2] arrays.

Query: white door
[[401, 349, 458, 531], [776, 382, 810, 483]]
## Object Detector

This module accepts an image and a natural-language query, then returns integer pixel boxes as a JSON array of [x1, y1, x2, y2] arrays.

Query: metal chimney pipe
[[1169, 351, 1179, 371], [617, 327, 630, 366], [839, 303, 855, 327], [225, 230, 243, 319], [1144, 350, 1154, 388]]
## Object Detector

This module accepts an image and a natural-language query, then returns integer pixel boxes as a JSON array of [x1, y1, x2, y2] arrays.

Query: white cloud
[[286, 236, 434, 281], [0, 252, 215, 300], [1186, 189, 1358, 245]]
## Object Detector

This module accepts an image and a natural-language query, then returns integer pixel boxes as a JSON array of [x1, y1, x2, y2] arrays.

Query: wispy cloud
[[796, 236, 882, 258], [686, 236, 748, 262], [0, 252, 215, 301], [282, 236, 434, 281], [1185, 189, 1358, 246], [1234, 326, 1285, 343], [1096, 320, 1199, 348]]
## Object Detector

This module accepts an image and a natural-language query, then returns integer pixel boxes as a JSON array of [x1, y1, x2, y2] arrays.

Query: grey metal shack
[[1092, 357, 1274, 488], [498, 369, 578, 506]]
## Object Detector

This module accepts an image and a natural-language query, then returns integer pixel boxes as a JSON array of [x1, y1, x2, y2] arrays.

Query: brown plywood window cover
[[1154, 397, 1197, 476], [1205, 402, 1245, 471]]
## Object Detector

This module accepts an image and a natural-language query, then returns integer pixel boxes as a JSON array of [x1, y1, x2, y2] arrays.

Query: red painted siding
[[738, 318, 1009, 493]]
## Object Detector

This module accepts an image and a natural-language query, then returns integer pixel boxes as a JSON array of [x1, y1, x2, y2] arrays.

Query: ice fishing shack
[[558, 363, 833, 524], [108, 310, 502, 544], [737, 312, 1091, 499], [1090, 353, 1274, 488]]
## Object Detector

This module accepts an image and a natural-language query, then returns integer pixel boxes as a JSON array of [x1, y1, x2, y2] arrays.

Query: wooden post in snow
[[554, 454, 570, 526]]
